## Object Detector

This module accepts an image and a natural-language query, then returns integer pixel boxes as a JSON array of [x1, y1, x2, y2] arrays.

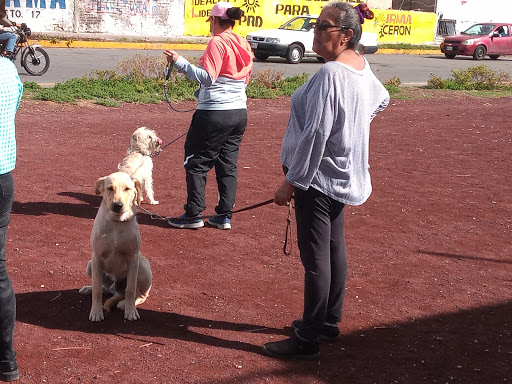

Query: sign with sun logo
[[183, 0, 436, 44], [241, 0, 260, 13]]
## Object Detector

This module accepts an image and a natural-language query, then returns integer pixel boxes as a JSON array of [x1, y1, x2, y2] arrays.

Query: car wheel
[[444, 53, 456, 59], [254, 53, 269, 61], [489, 55, 500, 60], [316, 56, 325, 63], [286, 44, 303, 64], [472, 45, 486, 60]]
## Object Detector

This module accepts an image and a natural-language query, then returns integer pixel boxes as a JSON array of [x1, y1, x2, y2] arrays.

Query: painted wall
[[4, 0, 185, 35], [4, 0, 434, 43], [436, 0, 512, 33], [184, 0, 436, 44]]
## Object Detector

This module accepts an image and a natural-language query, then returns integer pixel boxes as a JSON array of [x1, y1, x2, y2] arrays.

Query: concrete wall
[[5, 0, 185, 36]]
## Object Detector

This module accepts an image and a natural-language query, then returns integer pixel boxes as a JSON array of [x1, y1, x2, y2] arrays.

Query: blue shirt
[[0, 57, 23, 175]]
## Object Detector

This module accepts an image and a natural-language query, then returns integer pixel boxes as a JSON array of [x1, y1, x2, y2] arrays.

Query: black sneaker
[[262, 333, 320, 360], [168, 213, 204, 229], [207, 215, 231, 230], [292, 319, 340, 342], [0, 359, 19, 382]]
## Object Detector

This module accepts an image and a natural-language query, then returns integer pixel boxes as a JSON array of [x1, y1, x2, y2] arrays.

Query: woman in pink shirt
[[164, 2, 253, 230]]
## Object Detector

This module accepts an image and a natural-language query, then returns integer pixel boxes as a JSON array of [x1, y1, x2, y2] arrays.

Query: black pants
[[183, 109, 247, 218], [294, 187, 347, 341], [0, 172, 16, 365]]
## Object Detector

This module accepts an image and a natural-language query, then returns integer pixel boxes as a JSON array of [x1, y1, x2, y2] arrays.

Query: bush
[[427, 65, 512, 90], [383, 76, 401, 94]]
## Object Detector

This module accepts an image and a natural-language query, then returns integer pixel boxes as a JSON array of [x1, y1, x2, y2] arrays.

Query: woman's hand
[[274, 180, 295, 206], [163, 49, 180, 63]]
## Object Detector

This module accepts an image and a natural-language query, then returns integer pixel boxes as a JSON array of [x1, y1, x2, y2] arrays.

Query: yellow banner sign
[[184, 0, 436, 44]]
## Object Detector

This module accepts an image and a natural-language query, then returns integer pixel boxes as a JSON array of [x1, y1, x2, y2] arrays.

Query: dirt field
[[6, 92, 511, 383]]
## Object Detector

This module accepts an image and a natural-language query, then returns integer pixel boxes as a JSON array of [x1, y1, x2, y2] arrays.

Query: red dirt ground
[[6, 92, 511, 384]]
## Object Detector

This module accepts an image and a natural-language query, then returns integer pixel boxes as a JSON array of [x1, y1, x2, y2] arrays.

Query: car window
[[279, 17, 315, 31], [493, 25, 509, 37], [463, 23, 496, 35]]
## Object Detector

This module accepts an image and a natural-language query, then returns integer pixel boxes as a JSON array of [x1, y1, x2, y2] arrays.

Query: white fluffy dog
[[118, 127, 162, 205]]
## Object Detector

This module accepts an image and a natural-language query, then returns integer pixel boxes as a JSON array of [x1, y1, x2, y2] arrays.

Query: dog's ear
[[133, 178, 142, 206], [95, 177, 107, 195]]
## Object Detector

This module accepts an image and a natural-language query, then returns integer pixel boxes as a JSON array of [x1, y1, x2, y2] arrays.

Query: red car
[[440, 22, 512, 60]]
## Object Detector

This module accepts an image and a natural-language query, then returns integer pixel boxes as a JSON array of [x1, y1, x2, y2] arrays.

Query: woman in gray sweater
[[263, 1, 390, 360]]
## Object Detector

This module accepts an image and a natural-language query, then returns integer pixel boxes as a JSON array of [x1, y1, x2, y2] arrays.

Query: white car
[[246, 15, 379, 64]]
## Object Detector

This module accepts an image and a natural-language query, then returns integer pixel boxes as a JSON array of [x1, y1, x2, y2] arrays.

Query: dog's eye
[[107, 186, 114, 191], [124, 187, 131, 192]]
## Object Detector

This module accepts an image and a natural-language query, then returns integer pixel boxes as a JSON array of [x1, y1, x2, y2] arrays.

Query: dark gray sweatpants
[[0, 172, 16, 366], [294, 187, 348, 341], [183, 109, 247, 218]]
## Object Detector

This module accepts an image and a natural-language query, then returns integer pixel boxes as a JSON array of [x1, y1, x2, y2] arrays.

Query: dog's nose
[[112, 202, 124, 213]]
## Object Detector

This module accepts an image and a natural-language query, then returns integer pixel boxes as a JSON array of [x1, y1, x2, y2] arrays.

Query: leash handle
[[283, 200, 294, 255], [165, 60, 174, 81]]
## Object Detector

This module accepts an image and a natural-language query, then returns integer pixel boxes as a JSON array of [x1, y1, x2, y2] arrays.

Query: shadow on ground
[[15, 289, 512, 384]]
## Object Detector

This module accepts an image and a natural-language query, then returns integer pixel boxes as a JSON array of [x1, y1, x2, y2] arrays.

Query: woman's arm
[[163, 49, 215, 85], [285, 70, 335, 189]]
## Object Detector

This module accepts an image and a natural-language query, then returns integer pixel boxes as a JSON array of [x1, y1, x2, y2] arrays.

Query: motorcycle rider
[[0, 0, 21, 60]]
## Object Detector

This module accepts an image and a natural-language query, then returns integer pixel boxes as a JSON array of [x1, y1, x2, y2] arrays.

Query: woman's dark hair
[[216, 7, 244, 27], [324, 1, 374, 49]]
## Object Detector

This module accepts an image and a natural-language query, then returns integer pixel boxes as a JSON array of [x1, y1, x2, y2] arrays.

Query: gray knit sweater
[[281, 58, 389, 205]]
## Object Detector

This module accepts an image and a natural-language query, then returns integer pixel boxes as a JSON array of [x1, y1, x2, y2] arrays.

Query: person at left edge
[[0, 57, 23, 382], [163, 1, 253, 230]]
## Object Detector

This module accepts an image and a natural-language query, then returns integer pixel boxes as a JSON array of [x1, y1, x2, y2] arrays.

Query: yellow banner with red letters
[[184, 0, 437, 44]]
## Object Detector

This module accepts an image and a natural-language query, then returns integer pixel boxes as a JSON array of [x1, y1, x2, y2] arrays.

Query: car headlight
[[462, 39, 475, 45], [265, 38, 280, 43], [247, 35, 253, 41]]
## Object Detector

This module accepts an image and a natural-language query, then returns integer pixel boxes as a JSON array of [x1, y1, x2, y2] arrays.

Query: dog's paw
[[79, 286, 92, 295], [148, 200, 159, 205], [89, 310, 104, 322], [124, 307, 140, 321], [116, 300, 126, 311]]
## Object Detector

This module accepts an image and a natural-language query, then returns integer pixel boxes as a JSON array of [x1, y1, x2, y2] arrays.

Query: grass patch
[[22, 54, 311, 103], [21, 54, 512, 105]]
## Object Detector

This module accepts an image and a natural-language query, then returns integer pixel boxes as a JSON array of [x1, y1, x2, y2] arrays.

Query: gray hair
[[323, 1, 363, 49]]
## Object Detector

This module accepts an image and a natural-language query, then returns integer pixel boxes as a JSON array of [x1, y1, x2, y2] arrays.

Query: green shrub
[[427, 65, 511, 90], [383, 76, 401, 94]]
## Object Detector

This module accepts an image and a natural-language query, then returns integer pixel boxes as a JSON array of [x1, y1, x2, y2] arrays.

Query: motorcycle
[[0, 23, 50, 76]]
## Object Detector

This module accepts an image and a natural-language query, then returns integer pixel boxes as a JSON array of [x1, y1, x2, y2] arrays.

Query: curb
[[32, 39, 440, 55], [33, 40, 208, 50]]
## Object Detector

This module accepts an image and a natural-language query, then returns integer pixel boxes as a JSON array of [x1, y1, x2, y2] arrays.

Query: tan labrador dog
[[118, 127, 162, 205], [79, 172, 152, 321]]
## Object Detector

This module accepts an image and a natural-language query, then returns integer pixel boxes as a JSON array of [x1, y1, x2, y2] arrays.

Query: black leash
[[166, 198, 275, 221], [163, 61, 196, 113], [150, 132, 187, 158], [136, 197, 295, 255]]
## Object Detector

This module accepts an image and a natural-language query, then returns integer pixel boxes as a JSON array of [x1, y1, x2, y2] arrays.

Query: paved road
[[16, 47, 512, 85]]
